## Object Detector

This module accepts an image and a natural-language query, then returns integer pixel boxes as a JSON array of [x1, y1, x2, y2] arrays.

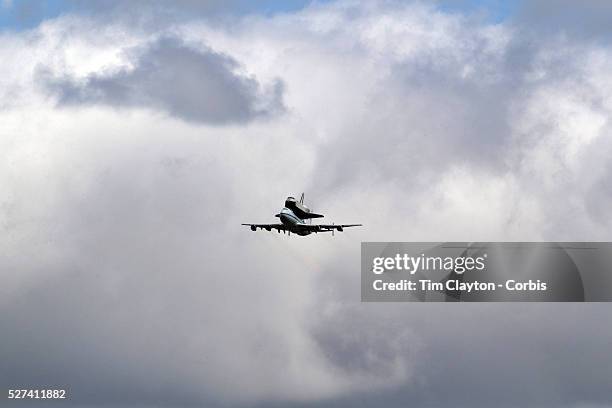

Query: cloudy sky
[[1, 1, 612, 407]]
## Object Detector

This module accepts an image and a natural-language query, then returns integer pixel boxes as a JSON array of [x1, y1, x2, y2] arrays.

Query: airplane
[[242, 193, 362, 236]]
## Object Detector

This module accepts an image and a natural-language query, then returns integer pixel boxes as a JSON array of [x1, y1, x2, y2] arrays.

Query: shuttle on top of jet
[[242, 193, 361, 236]]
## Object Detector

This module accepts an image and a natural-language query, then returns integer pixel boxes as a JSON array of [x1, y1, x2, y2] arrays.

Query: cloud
[[305, 303, 612, 408], [40, 36, 285, 124], [1, 1, 612, 408], [67, 0, 314, 15], [516, 0, 612, 40]]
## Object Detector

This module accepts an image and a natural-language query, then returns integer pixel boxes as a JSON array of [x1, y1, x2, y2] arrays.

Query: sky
[[0, 0, 520, 30], [1, 1, 612, 407], [0, 0, 333, 29]]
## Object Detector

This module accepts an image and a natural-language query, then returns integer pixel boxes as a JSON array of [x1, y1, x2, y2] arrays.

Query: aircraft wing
[[303, 223, 362, 232], [242, 223, 287, 232], [300, 212, 324, 219]]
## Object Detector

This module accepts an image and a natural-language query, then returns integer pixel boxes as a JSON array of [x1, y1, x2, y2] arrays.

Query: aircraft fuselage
[[276, 207, 312, 236]]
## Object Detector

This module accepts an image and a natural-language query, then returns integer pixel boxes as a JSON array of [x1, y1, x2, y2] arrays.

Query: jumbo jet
[[242, 194, 362, 236]]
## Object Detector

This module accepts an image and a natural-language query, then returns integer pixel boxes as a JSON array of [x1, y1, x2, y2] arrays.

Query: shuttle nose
[[275, 214, 281, 217]]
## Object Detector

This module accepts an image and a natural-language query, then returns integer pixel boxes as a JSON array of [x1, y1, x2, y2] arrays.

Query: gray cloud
[[305, 301, 612, 407], [41, 37, 285, 124], [67, 0, 316, 15], [516, 0, 612, 41], [0, 121, 317, 406]]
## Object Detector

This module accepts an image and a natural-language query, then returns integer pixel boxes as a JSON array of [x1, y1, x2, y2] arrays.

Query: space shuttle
[[283, 193, 324, 220]]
